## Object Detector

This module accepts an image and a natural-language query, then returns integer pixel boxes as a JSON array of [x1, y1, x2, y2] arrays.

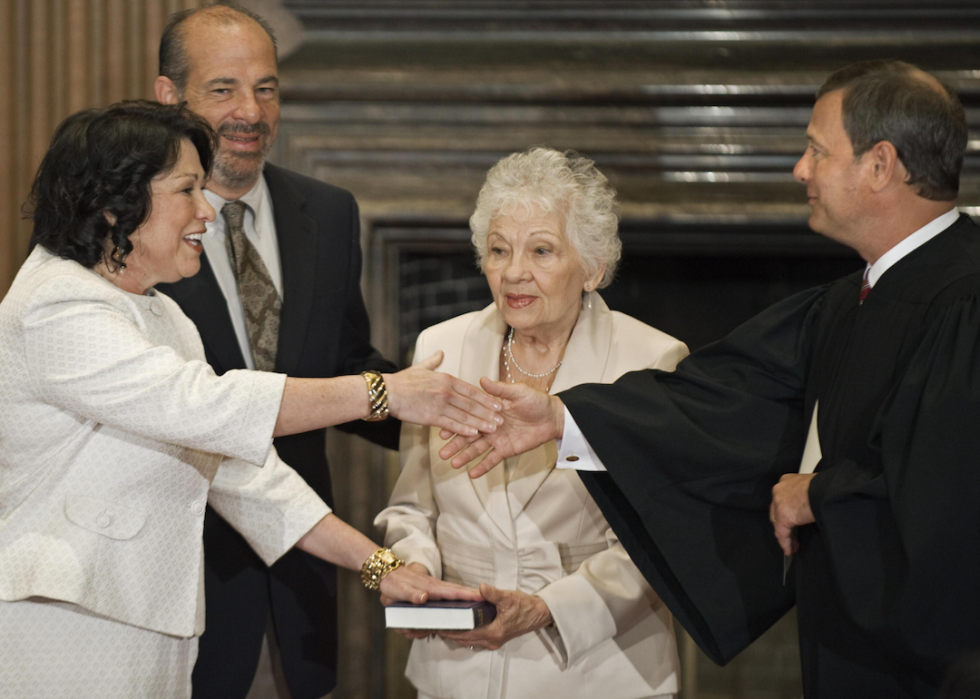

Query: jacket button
[[565, 455, 580, 462], [96, 513, 112, 528], [149, 300, 164, 316], [191, 501, 205, 516]]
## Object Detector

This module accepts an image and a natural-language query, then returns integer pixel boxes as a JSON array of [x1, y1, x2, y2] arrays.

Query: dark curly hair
[[27, 100, 216, 270]]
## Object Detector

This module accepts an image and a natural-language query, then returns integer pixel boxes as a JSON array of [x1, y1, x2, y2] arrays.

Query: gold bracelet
[[360, 547, 404, 590], [360, 370, 389, 422]]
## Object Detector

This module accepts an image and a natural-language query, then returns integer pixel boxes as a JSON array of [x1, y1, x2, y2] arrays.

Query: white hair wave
[[469, 147, 621, 288]]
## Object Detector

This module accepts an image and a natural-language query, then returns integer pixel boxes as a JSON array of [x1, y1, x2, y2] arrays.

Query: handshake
[[385, 352, 567, 479]]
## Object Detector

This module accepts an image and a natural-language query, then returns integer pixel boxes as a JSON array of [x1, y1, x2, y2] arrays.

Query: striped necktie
[[859, 268, 871, 305], [222, 201, 281, 371]]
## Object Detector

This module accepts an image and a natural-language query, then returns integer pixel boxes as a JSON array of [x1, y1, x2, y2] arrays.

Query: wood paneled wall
[[0, 0, 205, 298]]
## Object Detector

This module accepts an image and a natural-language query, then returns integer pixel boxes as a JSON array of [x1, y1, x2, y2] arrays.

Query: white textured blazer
[[0, 247, 329, 638], [375, 296, 689, 699]]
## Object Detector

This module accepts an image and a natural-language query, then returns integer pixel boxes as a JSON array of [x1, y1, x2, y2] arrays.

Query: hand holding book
[[383, 563, 472, 640], [436, 583, 553, 651], [384, 566, 554, 650]]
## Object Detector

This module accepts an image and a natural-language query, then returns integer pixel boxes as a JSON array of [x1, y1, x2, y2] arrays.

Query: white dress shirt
[[557, 208, 961, 472], [864, 207, 959, 288], [203, 176, 283, 370]]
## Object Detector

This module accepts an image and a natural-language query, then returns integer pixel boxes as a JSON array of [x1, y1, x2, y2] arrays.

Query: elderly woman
[[375, 147, 688, 699], [0, 101, 494, 698]]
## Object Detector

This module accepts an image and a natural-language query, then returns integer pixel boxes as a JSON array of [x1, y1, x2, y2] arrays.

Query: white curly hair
[[469, 147, 622, 288]]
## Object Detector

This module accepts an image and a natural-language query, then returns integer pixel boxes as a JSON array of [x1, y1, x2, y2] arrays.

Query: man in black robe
[[441, 60, 977, 698]]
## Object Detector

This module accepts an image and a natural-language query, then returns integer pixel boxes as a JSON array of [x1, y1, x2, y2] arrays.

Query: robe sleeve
[[808, 292, 980, 682], [562, 285, 829, 665]]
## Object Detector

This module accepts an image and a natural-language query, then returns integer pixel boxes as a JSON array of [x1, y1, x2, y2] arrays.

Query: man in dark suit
[[154, 6, 399, 698]]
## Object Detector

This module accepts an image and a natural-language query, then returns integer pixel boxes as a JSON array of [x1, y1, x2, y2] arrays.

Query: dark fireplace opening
[[606, 252, 862, 351]]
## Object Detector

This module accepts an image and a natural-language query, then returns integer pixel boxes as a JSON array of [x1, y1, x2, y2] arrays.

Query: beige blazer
[[375, 296, 689, 699], [0, 247, 329, 638]]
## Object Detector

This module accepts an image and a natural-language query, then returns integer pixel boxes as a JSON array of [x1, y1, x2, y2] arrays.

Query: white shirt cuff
[[555, 406, 607, 472]]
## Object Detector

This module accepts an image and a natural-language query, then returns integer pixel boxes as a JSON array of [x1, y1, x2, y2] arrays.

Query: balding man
[[154, 6, 398, 699], [442, 60, 980, 698]]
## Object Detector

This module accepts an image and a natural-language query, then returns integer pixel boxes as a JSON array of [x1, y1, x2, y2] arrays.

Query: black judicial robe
[[564, 214, 980, 698]]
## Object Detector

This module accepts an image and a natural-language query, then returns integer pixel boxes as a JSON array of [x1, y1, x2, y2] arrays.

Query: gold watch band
[[360, 370, 389, 422], [361, 547, 404, 591]]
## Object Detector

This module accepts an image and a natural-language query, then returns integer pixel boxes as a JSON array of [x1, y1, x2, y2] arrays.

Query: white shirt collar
[[203, 176, 270, 235], [865, 208, 959, 288], [238, 176, 269, 218]]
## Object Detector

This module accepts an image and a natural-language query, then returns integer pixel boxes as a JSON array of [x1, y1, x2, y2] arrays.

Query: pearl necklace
[[503, 327, 563, 383]]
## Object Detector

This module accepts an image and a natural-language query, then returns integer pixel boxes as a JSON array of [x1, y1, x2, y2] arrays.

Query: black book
[[385, 600, 497, 630]]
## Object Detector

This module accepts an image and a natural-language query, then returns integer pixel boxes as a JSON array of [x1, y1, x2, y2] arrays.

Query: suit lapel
[[160, 253, 247, 373], [264, 164, 318, 375], [455, 306, 515, 540], [505, 297, 612, 518]]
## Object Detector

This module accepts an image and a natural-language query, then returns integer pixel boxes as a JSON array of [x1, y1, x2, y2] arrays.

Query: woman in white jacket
[[0, 101, 495, 698], [376, 147, 687, 699]]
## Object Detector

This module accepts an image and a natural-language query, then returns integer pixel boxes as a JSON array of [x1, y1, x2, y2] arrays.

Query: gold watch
[[361, 547, 404, 590], [360, 370, 389, 422]]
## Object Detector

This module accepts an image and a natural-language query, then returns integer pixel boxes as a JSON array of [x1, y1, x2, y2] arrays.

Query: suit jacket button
[[149, 300, 164, 316], [96, 513, 112, 528], [191, 501, 205, 516]]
